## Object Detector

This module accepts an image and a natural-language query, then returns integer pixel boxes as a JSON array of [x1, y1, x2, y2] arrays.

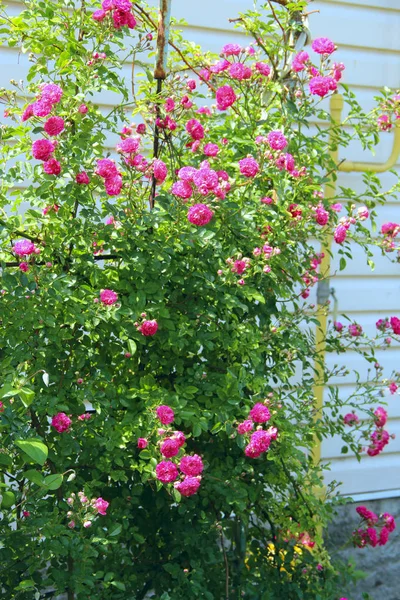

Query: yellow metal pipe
[[312, 94, 343, 467], [340, 124, 400, 173]]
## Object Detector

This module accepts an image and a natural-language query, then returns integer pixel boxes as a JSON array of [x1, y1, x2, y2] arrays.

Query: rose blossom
[[95, 497, 109, 515], [160, 438, 180, 458], [292, 51, 309, 72], [187, 204, 214, 226], [137, 438, 148, 449], [180, 454, 204, 476], [356, 505, 379, 524], [390, 316, 400, 334], [13, 239, 36, 256], [39, 83, 63, 105], [169, 433, 184, 450], [348, 323, 362, 337], [309, 76, 335, 98], [237, 420, 254, 434], [239, 156, 259, 178], [186, 118, 205, 141], [229, 63, 252, 80], [221, 43, 242, 56], [43, 158, 61, 175], [139, 319, 158, 336], [204, 143, 219, 157], [99, 289, 118, 305], [255, 62, 271, 77], [156, 405, 174, 425], [155, 460, 179, 483], [374, 407, 387, 428], [311, 37, 336, 55], [383, 512, 396, 532], [51, 412, 72, 433], [267, 130, 288, 151], [32, 139, 55, 161], [153, 159, 167, 184], [76, 171, 90, 185], [249, 402, 271, 423], [175, 476, 201, 497], [343, 413, 359, 426], [357, 206, 369, 220], [334, 224, 347, 244], [44, 116, 65, 136], [216, 85, 237, 111]]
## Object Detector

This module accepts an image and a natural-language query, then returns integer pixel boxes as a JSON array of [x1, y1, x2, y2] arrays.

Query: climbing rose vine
[[0, 0, 399, 598]]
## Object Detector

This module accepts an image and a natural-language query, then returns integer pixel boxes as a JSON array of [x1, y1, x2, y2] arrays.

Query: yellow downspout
[[312, 94, 344, 470], [313, 93, 400, 470]]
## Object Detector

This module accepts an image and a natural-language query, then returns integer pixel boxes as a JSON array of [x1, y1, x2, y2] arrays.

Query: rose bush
[[0, 0, 399, 598]]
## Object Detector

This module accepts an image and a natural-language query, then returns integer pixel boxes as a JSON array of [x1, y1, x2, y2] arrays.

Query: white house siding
[[1, 0, 399, 498]]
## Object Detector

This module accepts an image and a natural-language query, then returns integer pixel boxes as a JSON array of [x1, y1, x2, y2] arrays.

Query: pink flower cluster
[[95, 158, 123, 196], [239, 156, 259, 178], [343, 412, 359, 426], [367, 426, 391, 457], [172, 160, 231, 201], [379, 221, 400, 253], [136, 314, 159, 336], [146, 405, 204, 497], [13, 239, 38, 257], [99, 289, 118, 305], [93, 0, 136, 29], [216, 85, 237, 110], [51, 412, 72, 433], [66, 492, 109, 529], [22, 83, 63, 122], [187, 203, 214, 226], [237, 402, 277, 459], [353, 505, 396, 548]]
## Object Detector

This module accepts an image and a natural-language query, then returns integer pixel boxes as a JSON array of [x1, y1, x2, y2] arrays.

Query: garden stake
[[150, 0, 172, 208]]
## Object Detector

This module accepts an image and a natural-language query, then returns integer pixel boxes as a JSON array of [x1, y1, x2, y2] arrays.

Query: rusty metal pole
[[154, 0, 172, 81], [150, 0, 172, 209]]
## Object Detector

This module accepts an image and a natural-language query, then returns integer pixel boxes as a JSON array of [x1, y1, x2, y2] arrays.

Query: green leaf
[[111, 582, 126, 591], [18, 387, 35, 408], [0, 385, 19, 399], [16, 580, 36, 591], [339, 257, 346, 271], [127, 339, 137, 355], [43, 474, 63, 490], [16, 439, 48, 466], [172, 488, 181, 503], [24, 469, 44, 486], [192, 424, 202, 437], [0, 453, 12, 466], [108, 523, 122, 536]]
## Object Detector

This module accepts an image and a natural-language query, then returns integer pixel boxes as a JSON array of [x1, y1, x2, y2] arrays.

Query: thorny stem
[[133, 4, 216, 91]]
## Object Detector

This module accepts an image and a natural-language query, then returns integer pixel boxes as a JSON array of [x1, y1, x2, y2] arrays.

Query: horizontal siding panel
[[323, 384, 400, 418], [305, 276, 400, 313], [310, 3, 400, 52], [324, 453, 400, 495], [321, 0, 400, 12], [325, 349, 400, 385], [322, 419, 400, 459]]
